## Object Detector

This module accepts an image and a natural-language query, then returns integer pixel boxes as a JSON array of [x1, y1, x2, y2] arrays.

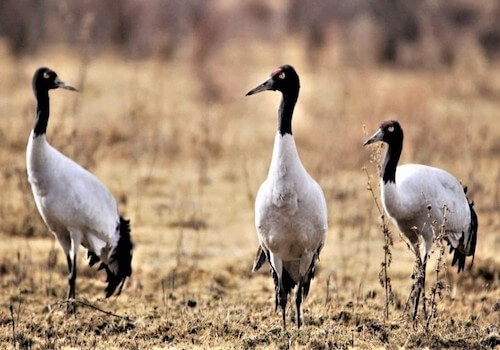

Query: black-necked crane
[[26, 67, 133, 306], [364, 120, 478, 320], [246, 65, 328, 328]]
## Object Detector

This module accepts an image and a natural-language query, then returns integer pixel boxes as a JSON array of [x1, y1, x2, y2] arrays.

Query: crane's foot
[[66, 299, 77, 314]]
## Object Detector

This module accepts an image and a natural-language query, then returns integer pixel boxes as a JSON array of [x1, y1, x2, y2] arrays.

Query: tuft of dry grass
[[0, 40, 498, 348], [363, 163, 394, 322]]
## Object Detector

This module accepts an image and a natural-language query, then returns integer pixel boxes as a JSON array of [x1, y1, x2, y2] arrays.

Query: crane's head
[[246, 65, 300, 96], [364, 120, 404, 146], [32, 67, 77, 95]]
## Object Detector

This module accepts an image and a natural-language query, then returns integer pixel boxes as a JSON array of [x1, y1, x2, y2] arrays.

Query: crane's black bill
[[55, 77, 78, 91], [363, 128, 383, 146], [246, 77, 274, 96]]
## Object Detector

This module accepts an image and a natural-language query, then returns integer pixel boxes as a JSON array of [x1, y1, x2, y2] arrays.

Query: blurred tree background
[[1, 0, 498, 66]]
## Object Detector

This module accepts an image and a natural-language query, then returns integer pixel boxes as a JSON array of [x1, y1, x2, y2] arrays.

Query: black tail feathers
[[256, 248, 297, 312], [271, 267, 297, 311], [87, 250, 100, 267], [107, 216, 133, 297], [266, 249, 320, 312], [450, 199, 478, 273], [252, 246, 267, 272], [450, 247, 466, 273], [467, 201, 478, 267], [301, 254, 319, 300], [88, 217, 134, 297]]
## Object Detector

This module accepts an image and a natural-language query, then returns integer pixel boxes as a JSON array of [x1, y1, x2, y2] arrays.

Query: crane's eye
[[43, 72, 50, 79], [278, 72, 285, 79], [388, 126, 394, 132]]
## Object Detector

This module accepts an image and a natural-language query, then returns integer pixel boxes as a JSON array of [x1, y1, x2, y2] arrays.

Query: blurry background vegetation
[[1, 0, 499, 65]]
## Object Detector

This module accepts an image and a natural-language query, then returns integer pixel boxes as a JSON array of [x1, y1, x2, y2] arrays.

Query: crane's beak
[[55, 77, 78, 92], [246, 77, 274, 96], [363, 128, 383, 146]]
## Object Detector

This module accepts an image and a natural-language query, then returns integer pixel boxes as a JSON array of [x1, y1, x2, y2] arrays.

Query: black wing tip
[[468, 201, 478, 254], [252, 246, 267, 272], [104, 270, 127, 298], [87, 250, 100, 267], [271, 266, 297, 311], [282, 268, 297, 295], [450, 200, 478, 274], [94, 262, 128, 298], [451, 248, 466, 273], [301, 249, 321, 300], [106, 216, 134, 296], [92, 217, 134, 298], [115, 216, 134, 277], [270, 248, 321, 310]]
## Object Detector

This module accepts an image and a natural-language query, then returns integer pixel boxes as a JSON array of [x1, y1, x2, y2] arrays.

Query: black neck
[[278, 89, 298, 136], [33, 90, 50, 137], [382, 140, 402, 184]]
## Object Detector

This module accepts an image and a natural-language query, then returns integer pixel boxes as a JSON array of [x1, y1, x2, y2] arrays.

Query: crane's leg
[[65, 252, 77, 314], [421, 234, 433, 322], [403, 241, 420, 318], [421, 255, 428, 320], [270, 254, 287, 330], [296, 282, 303, 329], [66, 230, 82, 313], [66, 253, 76, 300], [403, 279, 417, 316], [413, 250, 425, 321], [280, 282, 286, 330]]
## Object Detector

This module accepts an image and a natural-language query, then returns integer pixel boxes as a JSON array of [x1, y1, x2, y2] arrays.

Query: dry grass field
[[0, 40, 498, 349]]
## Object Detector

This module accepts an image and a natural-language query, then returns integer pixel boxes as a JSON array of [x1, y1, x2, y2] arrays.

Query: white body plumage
[[26, 67, 132, 300], [364, 120, 477, 320], [255, 133, 328, 283], [247, 64, 328, 328], [27, 131, 120, 270], [382, 164, 472, 255]]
